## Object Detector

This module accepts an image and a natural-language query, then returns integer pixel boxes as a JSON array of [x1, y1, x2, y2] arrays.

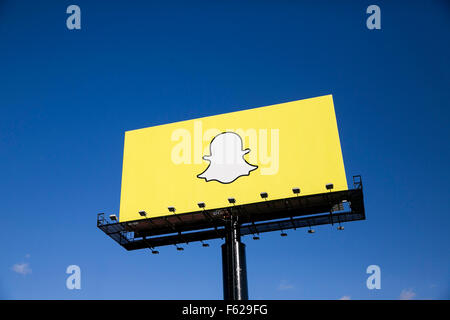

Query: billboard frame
[[98, 175, 365, 299], [98, 175, 364, 250]]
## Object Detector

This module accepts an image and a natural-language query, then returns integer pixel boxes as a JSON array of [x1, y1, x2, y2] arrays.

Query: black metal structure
[[222, 214, 248, 300], [98, 175, 365, 300]]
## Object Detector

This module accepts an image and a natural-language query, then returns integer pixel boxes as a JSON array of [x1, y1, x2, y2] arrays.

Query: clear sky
[[0, 0, 449, 300]]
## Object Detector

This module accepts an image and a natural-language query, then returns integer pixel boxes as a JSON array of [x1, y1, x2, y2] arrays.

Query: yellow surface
[[119, 94, 347, 222]]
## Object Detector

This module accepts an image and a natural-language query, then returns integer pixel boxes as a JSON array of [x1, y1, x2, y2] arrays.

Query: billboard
[[118, 94, 347, 222]]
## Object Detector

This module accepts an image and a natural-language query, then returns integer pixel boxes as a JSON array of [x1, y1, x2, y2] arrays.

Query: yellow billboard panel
[[119, 94, 347, 222]]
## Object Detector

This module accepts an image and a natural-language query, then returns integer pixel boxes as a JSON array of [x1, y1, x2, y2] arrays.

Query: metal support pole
[[221, 215, 248, 300]]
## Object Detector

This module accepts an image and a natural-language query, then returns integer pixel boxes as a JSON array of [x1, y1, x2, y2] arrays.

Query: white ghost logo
[[197, 132, 258, 184]]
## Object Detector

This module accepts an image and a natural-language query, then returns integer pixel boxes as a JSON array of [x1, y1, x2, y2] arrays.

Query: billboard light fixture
[[168, 206, 176, 213], [201, 241, 209, 247], [308, 228, 315, 234], [253, 235, 260, 240], [337, 225, 344, 231], [280, 231, 287, 237], [292, 188, 300, 195], [138, 211, 147, 217], [176, 245, 184, 251], [109, 214, 118, 222], [151, 249, 159, 254], [228, 198, 236, 204], [326, 183, 334, 191], [260, 192, 268, 199], [197, 202, 206, 209]]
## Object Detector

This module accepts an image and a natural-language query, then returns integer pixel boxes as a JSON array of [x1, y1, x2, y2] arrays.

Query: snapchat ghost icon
[[197, 132, 258, 184]]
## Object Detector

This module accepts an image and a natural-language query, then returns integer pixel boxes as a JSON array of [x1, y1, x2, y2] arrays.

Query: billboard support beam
[[221, 215, 248, 300]]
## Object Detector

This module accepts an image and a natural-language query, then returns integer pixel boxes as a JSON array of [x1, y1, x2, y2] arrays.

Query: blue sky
[[0, 0, 449, 300]]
